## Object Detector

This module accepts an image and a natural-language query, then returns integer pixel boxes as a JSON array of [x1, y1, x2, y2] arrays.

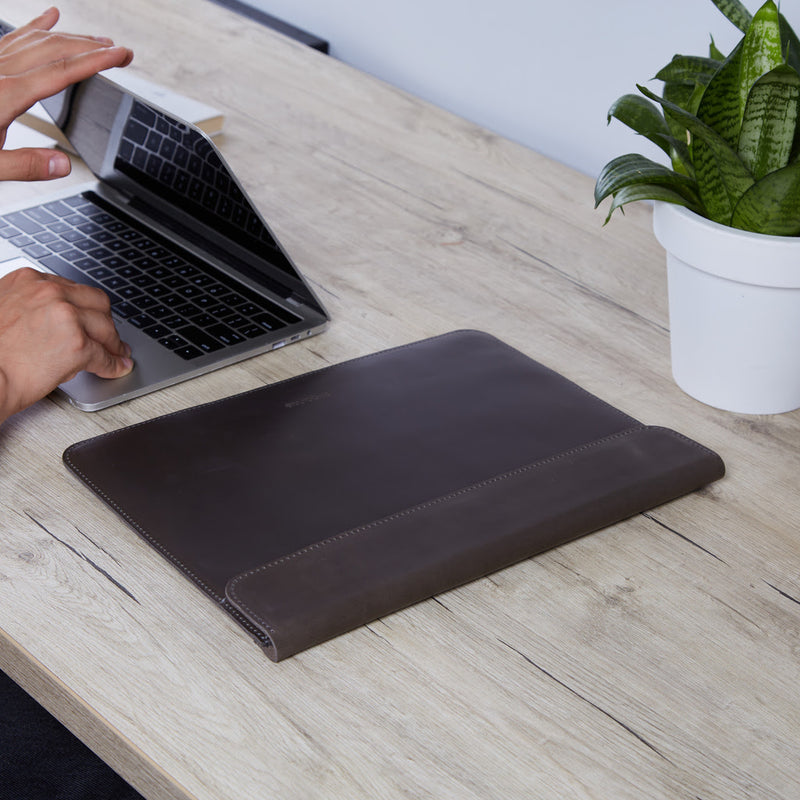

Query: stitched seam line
[[227, 424, 671, 596], [228, 425, 716, 637]]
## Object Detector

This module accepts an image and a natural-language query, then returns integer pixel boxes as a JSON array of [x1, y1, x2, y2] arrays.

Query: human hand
[[0, 267, 133, 423], [0, 6, 133, 181]]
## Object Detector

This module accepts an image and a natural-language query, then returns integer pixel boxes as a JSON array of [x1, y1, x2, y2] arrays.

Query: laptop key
[[26, 207, 58, 224], [22, 244, 51, 259], [118, 286, 144, 300], [5, 212, 43, 234], [133, 256, 159, 270], [132, 296, 158, 310], [148, 304, 173, 319], [102, 276, 129, 290], [112, 301, 138, 318], [102, 256, 128, 270], [238, 323, 267, 339], [252, 312, 286, 331], [176, 325, 223, 353], [124, 118, 148, 144], [159, 334, 188, 350], [174, 344, 203, 360], [86, 265, 112, 279], [208, 323, 245, 347], [48, 240, 73, 253], [129, 313, 155, 328], [42, 200, 73, 216], [189, 312, 216, 328], [143, 323, 171, 339]]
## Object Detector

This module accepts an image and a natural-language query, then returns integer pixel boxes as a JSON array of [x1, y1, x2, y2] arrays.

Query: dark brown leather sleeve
[[63, 330, 725, 661]]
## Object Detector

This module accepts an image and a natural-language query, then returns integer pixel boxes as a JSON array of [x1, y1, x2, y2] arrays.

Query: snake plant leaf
[[655, 55, 721, 87], [739, 1, 784, 116], [638, 84, 754, 224], [594, 154, 700, 208], [663, 79, 703, 116], [710, 0, 753, 33], [696, 41, 744, 147], [709, 36, 726, 61], [607, 94, 673, 154], [731, 160, 800, 233], [738, 64, 800, 179], [607, 93, 694, 174], [603, 183, 705, 223], [662, 82, 705, 175], [663, 81, 699, 153]]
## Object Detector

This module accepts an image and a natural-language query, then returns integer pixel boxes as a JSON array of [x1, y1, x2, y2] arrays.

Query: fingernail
[[48, 152, 70, 177], [121, 357, 134, 373], [96, 36, 114, 45]]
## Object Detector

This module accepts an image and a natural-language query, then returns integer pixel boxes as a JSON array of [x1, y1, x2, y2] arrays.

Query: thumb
[[0, 148, 71, 181]]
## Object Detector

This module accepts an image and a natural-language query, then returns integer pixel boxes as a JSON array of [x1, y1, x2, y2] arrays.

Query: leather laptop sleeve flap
[[63, 330, 725, 661]]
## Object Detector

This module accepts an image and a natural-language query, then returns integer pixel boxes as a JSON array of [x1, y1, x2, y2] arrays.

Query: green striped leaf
[[696, 42, 744, 147], [710, 0, 753, 33], [603, 183, 705, 224], [731, 161, 800, 233], [739, 1, 784, 115], [608, 93, 693, 174], [709, 36, 726, 61], [594, 154, 700, 207], [663, 81, 697, 148], [664, 79, 706, 117], [655, 55, 721, 86], [638, 84, 754, 224], [738, 64, 800, 178], [607, 94, 672, 151]]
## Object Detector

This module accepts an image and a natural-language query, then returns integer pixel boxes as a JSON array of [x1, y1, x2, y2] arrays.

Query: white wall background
[[246, 0, 800, 177]]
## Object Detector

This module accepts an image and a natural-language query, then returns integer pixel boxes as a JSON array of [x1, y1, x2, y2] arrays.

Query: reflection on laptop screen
[[40, 76, 323, 312]]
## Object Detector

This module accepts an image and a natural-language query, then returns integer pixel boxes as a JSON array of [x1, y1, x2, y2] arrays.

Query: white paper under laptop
[[0, 62, 328, 411]]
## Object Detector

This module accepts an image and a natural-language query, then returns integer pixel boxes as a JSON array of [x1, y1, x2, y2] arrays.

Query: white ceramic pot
[[653, 201, 800, 414]]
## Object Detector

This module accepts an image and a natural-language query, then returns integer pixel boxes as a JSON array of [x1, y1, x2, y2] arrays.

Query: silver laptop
[[0, 69, 329, 411]]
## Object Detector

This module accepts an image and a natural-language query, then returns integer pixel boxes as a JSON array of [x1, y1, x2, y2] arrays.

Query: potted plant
[[595, 0, 800, 414]]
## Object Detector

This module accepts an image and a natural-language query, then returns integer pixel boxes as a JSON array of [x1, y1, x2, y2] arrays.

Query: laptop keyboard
[[0, 192, 299, 360]]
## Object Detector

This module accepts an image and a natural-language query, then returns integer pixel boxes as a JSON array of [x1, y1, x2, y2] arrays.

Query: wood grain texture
[[0, 2, 798, 798]]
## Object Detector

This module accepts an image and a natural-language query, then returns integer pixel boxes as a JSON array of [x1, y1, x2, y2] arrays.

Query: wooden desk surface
[[1, 2, 798, 798]]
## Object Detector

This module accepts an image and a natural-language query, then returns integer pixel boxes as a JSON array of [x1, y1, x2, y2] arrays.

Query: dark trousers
[[0, 670, 144, 800]]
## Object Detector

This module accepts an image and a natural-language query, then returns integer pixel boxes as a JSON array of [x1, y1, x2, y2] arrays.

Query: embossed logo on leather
[[284, 391, 331, 409]]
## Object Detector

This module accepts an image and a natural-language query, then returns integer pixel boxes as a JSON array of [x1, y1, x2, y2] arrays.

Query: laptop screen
[[40, 75, 324, 313]]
